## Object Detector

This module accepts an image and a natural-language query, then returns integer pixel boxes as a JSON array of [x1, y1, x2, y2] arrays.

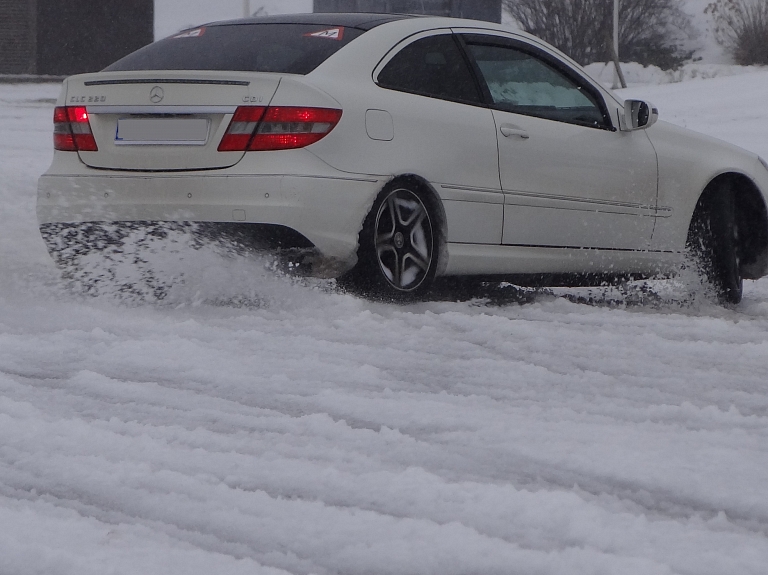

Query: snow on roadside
[[2, 72, 768, 575], [585, 61, 768, 89], [618, 69, 768, 161]]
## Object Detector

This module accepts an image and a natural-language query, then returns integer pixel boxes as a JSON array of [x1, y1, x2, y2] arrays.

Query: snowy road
[[2, 75, 768, 575]]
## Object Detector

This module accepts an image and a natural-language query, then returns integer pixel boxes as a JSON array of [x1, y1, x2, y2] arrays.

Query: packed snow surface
[[2, 68, 768, 575]]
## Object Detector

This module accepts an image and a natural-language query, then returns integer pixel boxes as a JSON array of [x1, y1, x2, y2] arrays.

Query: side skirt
[[442, 243, 684, 280]]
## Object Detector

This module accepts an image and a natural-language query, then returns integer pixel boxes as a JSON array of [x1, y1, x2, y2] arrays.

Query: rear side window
[[105, 24, 365, 75], [377, 34, 482, 105]]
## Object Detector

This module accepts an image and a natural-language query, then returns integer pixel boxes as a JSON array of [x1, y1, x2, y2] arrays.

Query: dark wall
[[0, 0, 37, 74], [313, 0, 502, 23], [36, 0, 153, 76]]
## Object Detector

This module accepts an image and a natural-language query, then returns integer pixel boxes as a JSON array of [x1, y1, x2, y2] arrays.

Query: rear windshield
[[104, 23, 365, 75]]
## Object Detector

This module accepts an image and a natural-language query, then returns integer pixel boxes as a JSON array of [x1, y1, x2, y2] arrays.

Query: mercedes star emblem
[[149, 86, 164, 104]]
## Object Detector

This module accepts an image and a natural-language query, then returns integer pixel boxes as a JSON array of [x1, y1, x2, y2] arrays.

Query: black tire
[[342, 181, 439, 301], [686, 181, 743, 304]]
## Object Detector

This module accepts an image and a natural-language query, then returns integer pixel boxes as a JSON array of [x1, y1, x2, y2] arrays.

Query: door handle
[[500, 124, 530, 139]]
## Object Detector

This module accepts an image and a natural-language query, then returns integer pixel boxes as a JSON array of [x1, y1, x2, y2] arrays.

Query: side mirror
[[620, 99, 659, 131]]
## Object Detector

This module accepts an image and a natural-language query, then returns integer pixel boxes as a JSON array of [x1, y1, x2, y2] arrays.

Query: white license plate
[[115, 118, 210, 146]]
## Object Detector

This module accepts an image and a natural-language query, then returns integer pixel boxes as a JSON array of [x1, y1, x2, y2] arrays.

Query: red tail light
[[250, 107, 343, 151], [218, 106, 342, 152], [53, 106, 98, 152], [217, 106, 266, 152]]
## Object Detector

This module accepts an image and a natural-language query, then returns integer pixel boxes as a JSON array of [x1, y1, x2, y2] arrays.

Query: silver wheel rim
[[375, 189, 434, 291]]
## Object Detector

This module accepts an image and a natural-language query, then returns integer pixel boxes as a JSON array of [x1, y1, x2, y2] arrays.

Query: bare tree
[[503, 0, 694, 69], [707, 0, 768, 65]]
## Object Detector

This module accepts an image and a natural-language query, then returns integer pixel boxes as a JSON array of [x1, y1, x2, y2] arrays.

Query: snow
[[620, 71, 768, 161], [584, 60, 768, 88], [681, 0, 725, 64], [3, 65, 768, 575]]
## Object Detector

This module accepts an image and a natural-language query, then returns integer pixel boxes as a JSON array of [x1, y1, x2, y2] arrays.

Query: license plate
[[115, 117, 210, 146]]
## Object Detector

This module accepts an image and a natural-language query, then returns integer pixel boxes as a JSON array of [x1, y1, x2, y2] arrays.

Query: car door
[[460, 33, 659, 250], [372, 31, 504, 245]]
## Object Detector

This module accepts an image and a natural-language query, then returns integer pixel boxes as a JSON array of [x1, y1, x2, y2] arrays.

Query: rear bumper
[[37, 168, 384, 276]]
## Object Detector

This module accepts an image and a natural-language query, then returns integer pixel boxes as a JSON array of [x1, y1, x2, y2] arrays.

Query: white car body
[[37, 13, 768, 296]]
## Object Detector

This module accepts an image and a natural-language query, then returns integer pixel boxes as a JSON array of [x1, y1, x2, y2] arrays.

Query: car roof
[[208, 12, 421, 32]]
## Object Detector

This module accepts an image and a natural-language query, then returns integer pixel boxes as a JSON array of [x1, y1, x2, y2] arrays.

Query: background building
[[313, 0, 502, 23], [0, 0, 153, 77]]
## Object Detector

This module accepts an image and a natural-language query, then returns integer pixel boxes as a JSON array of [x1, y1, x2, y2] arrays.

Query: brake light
[[218, 106, 342, 152], [53, 106, 98, 152], [251, 107, 342, 151]]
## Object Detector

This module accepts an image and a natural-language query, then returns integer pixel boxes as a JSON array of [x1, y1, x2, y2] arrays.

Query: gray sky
[[155, 0, 313, 39]]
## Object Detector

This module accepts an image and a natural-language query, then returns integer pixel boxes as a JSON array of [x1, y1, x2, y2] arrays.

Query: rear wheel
[[343, 182, 439, 300], [686, 181, 743, 304]]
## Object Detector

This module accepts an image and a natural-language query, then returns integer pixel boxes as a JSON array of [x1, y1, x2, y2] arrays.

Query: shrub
[[706, 0, 768, 65], [503, 0, 694, 69]]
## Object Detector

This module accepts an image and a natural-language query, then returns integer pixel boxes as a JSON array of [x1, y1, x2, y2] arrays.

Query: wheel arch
[[691, 172, 768, 279], [384, 173, 450, 276]]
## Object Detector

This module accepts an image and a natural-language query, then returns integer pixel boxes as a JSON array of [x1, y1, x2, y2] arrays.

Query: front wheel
[[686, 181, 743, 304], [342, 183, 439, 300]]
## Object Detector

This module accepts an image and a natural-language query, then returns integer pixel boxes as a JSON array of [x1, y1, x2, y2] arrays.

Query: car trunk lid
[[65, 71, 281, 171]]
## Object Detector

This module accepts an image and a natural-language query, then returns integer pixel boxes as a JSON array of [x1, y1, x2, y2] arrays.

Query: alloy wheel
[[374, 189, 434, 291]]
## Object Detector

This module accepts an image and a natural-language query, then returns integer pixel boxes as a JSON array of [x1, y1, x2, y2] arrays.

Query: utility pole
[[611, 0, 627, 89], [243, 0, 251, 17], [612, 0, 619, 88]]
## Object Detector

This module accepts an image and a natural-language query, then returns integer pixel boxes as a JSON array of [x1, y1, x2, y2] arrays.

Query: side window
[[464, 39, 609, 129], [377, 34, 482, 105]]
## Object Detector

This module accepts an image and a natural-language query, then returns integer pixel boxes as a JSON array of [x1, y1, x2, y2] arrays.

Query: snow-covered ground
[[3, 66, 768, 575]]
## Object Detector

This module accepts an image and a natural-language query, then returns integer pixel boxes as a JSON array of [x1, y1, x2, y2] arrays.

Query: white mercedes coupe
[[38, 13, 768, 303]]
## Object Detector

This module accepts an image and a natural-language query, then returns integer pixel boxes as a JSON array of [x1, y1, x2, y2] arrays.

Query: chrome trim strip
[[504, 189, 655, 211], [440, 183, 502, 194], [444, 184, 671, 216], [88, 105, 237, 115], [439, 184, 504, 204], [503, 200, 656, 217], [84, 79, 250, 86], [113, 141, 208, 146], [44, 173, 381, 183], [443, 184, 669, 215]]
